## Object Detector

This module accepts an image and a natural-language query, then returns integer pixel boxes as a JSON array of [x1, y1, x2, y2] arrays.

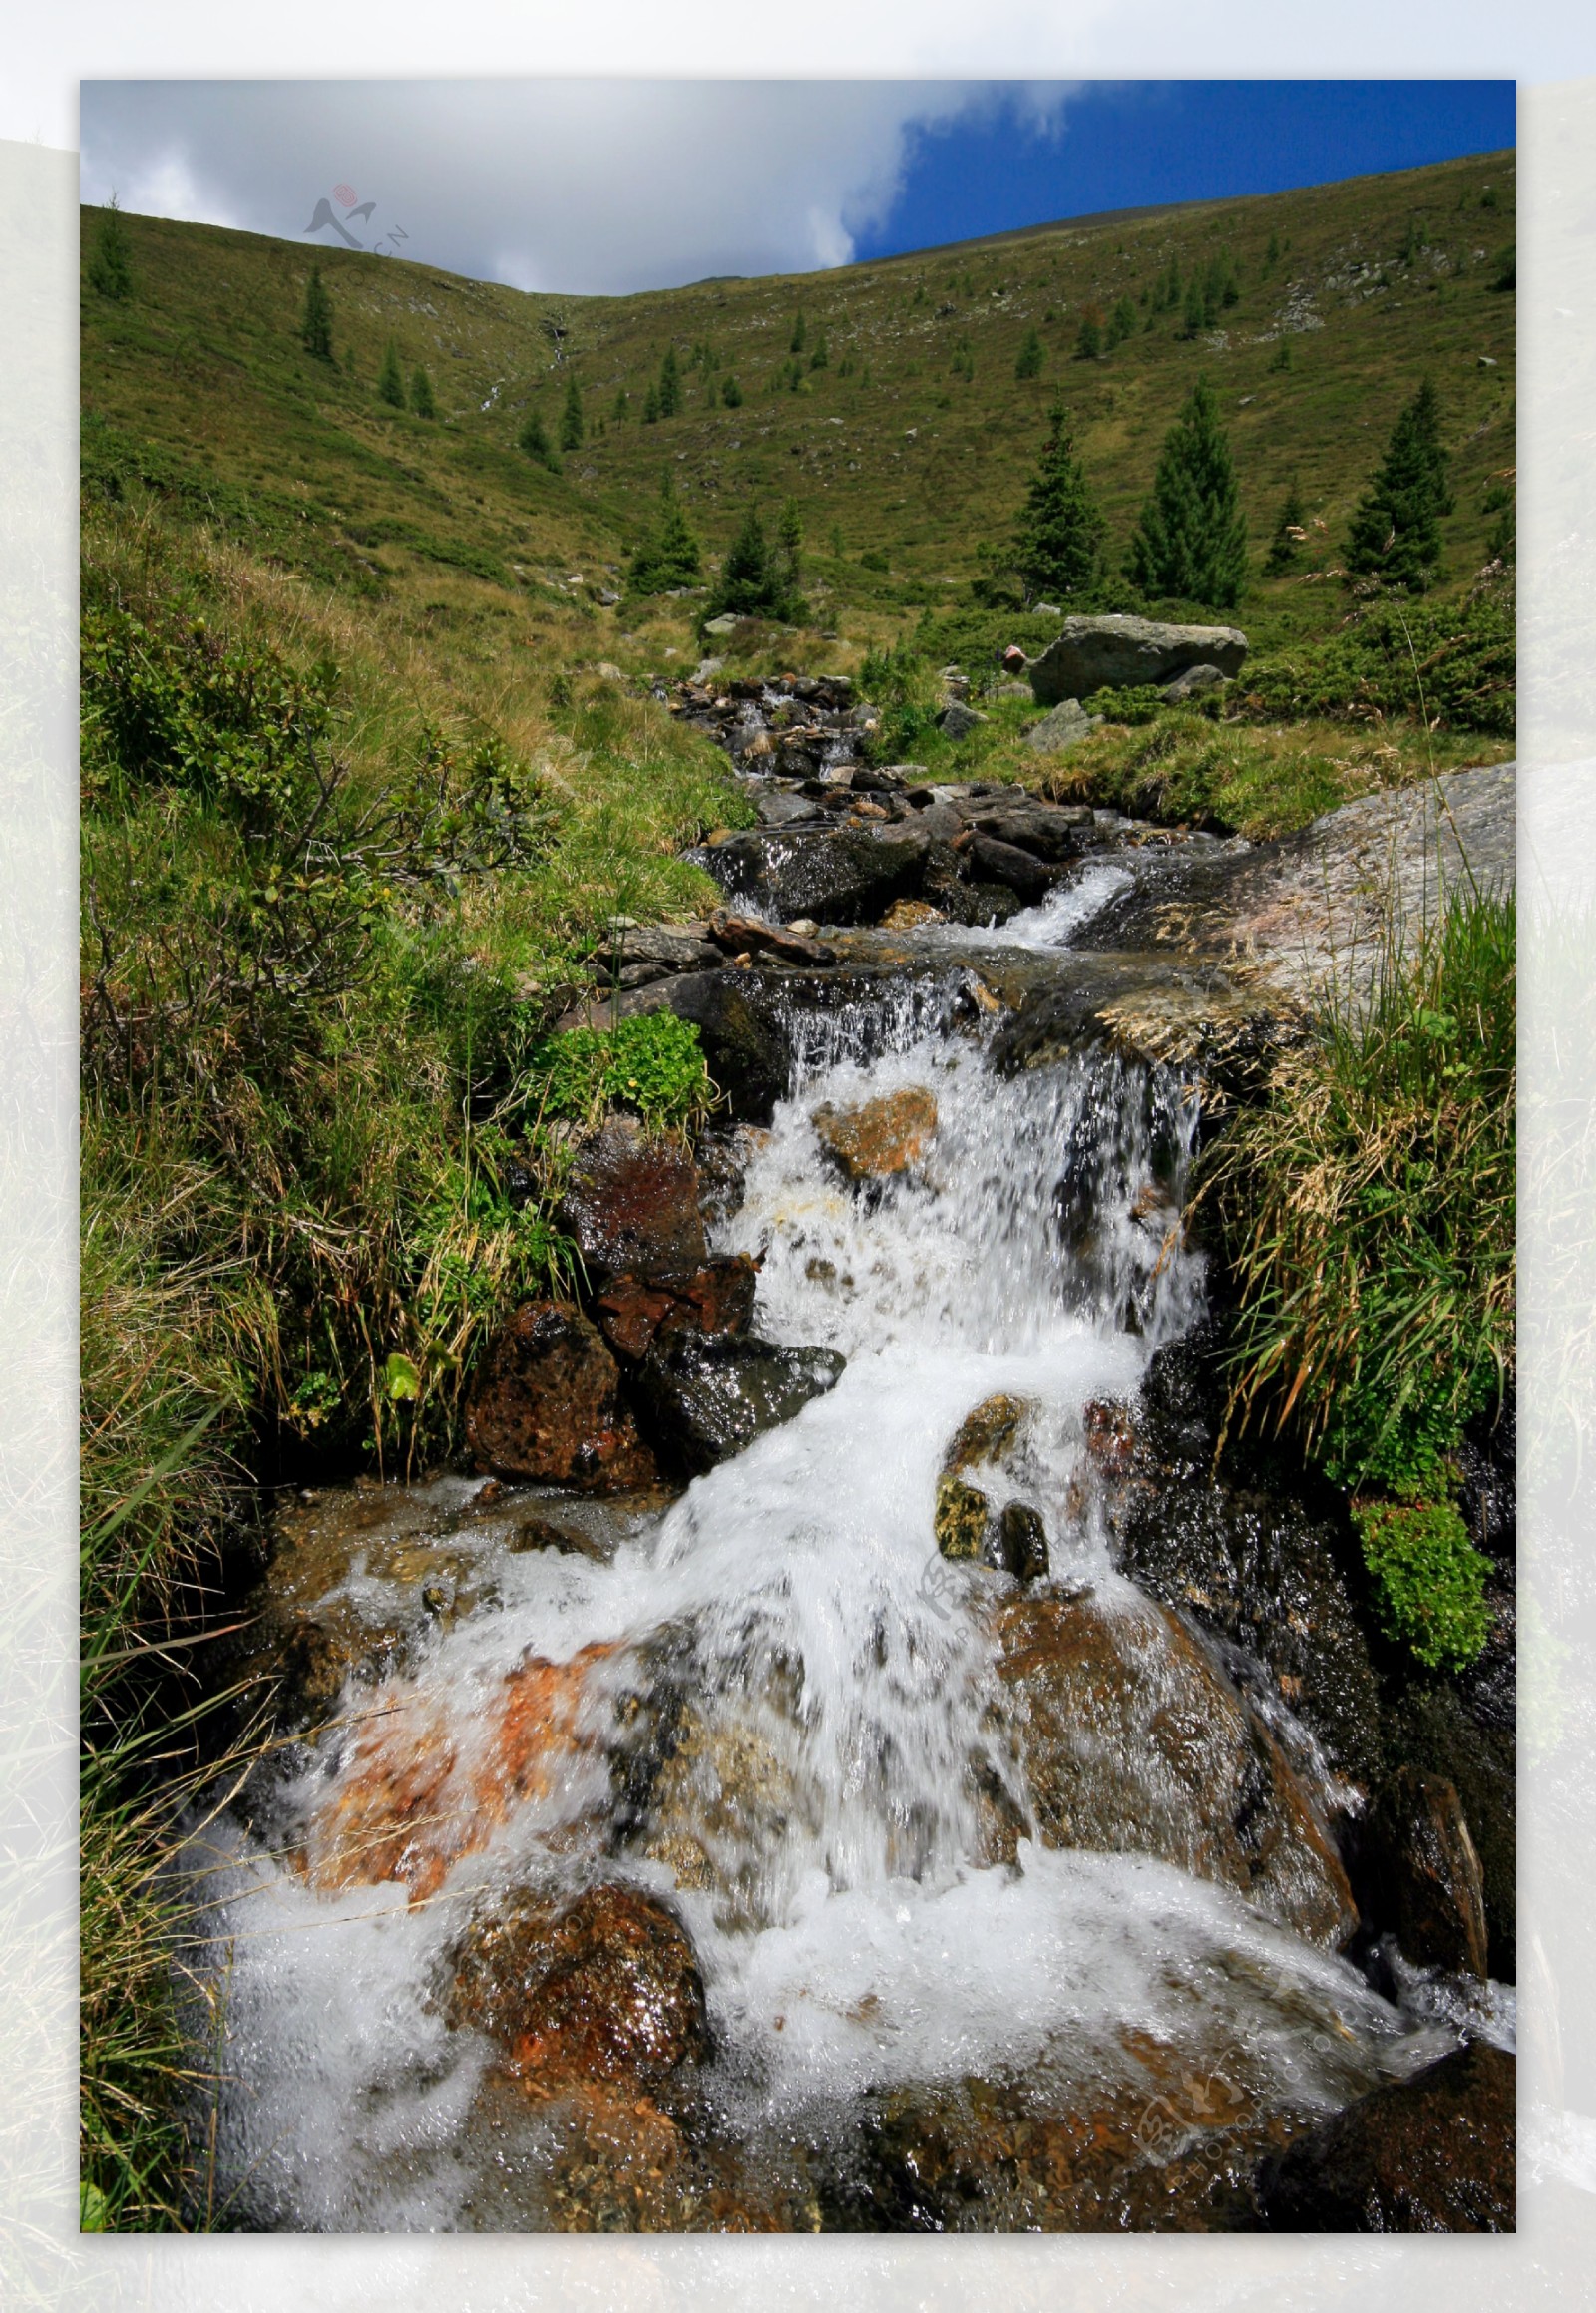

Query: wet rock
[[1025, 700, 1096, 755], [557, 1116, 707, 1286], [708, 910, 838, 966], [962, 834, 1055, 905], [1383, 1684, 1515, 1980], [448, 1881, 709, 2086], [880, 899, 946, 930], [965, 799, 1093, 862], [634, 971, 792, 1124], [593, 1254, 758, 1362], [634, 1334, 846, 1477], [994, 1589, 1358, 1947], [935, 1475, 991, 1561], [945, 1393, 1028, 1475], [464, 2073, 693, 2233], [1029, 615, 1249, 705], [1256, 2041, 1514, 2231], [603, 925, 721, 972], [1365, 1767, 1489, 1980], [812, 1086, 938, 1181], [635, 1701, 809, 1920], [700, 825, 931, 927], [755, 790, 820, 829], [467, 1302, 659, 1491], [998, 1501, 1050, 1582]]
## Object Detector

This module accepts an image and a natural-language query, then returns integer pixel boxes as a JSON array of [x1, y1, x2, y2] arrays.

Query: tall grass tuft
[[1211, 883, 1514, 1665]]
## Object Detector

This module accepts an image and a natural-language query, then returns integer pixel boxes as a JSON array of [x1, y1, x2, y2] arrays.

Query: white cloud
[[79, 79, 1073, 295]]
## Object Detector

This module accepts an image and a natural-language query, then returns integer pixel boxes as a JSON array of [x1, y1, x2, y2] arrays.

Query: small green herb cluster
[[524, 1009, 713, 1137]]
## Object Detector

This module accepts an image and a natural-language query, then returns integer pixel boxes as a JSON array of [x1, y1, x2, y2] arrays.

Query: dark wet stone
[[998, 1501, 1049, 1582], [1256, 2042, 1514, 2232], [593, 1255, 758, 1362], [699, 825, 931, 927], [557, 1115, 707, 1287], [1365, 1766, 1489, 1979], [467, 1302, 659, 1491], [623, 971, 792, 1124], [634, 1334, 846, 1477], [1383, 1684, 1515, 1981], [448, 1881, 709, 2087], [962, 834, 1055, 904]]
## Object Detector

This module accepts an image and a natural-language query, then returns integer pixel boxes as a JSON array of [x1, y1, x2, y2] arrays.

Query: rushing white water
[[191, 996, 1460, 2230]]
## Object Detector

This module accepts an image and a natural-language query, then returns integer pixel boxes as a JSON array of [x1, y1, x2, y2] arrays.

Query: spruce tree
[[710, 506, 787, 619], [721, 374, 743, 409], [409, 365, 437, 418], [1264, 479, 1307, 575], [790, 312, 806, 354], [1107, 296, 1137, 348], [1343, 379, 1453, 593], [1074, 310, 1102, 361], [302, 267, 335, 362], [376, 336, 405, 407], [87, 195, 133, 301], [612, 386, 629, 424], [517, 409, 561, 473], [642, 380, 661, 424], [777, 499, 803, 595], [1180, 278, 1206, 339], [628, 473, 703, 593], [657, 346, 682, 418], [1011, 402, 1106, 605], [560, 375, 585, 450], [1124, 375, 1249, 609], [1014, 324, 1044, 380]]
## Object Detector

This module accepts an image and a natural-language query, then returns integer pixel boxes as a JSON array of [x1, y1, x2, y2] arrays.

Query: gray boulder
[[939, 700, 989, 740], [1025, 700, 1097, 755], [1029, 615, 1249, 704], [1162, 661, 1228, 704]]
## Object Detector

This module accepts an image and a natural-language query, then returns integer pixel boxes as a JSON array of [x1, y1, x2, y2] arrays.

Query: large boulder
[[448, 1881, 709, 2087], [634, 1333, 846, 1477], [557, 1116, 707, 1286], [467, 1301, 658, 1490], [994, 1589, 1358, 1948], [1029, 615, 1249, 705], [1025, 700, 1097, 755], [1256, 2041, 1514, 2231], [700, 825, 931, 926]]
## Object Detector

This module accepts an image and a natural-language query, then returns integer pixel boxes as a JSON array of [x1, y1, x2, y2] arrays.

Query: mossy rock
[[935, 1474, 991, 1560]]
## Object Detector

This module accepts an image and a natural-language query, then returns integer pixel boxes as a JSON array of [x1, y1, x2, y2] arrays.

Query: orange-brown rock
[[993, 1589, 1357, 1948], [812, 1085, 938, 1181], [593, 1253, 758, 1362], [557, 1113, 708, 1285], [466, 1301, 657, 1490], [303, 1643, 615, 1901], [450, 1881, 709, 2087]]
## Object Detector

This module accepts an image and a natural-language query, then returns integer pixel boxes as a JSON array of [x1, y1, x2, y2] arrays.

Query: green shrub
[[523, 1009, 712, 1136], [1352, 1497, 1491, 1670], [1082, 683, 1167, 726], [1237, 580, 1514, 736]]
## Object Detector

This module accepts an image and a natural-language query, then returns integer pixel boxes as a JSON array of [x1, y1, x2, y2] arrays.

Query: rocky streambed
[[191, 664, 1516, 2234]]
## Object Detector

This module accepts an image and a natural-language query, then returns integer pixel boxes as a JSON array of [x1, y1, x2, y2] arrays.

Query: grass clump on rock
[[1214, 886, 1514, 1667]]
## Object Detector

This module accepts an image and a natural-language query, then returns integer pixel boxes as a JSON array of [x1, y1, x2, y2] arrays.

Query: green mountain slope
[[82, 148, 1515, 643]]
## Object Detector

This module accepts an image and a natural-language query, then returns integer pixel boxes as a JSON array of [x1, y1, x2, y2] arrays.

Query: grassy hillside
[[83, 148, 1516, 664]]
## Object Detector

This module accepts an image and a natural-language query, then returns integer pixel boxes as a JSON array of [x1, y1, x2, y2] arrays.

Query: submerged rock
[[448, 1881, 710, 2087], [998, 1501, 1050, 1582], [467, 1302, 658, 1491], [935, 1474, 991, 1561], [1028, 615, 1249, 705], [945, 1393, 1028, 1474], [1364, 1767, 1489, 1981], [994, 1589, 1357, 1948], [634, 1334, 846, 1476], [1256, 2041, 1514, 2231], [557, 1115, 707, 1286], [812, 1085, 938, 1181]]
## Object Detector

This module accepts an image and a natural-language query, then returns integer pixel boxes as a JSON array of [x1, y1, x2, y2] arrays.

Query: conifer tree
[[721, 374, 743, 408], [87, 195, 133, 301], [1343, 378, 1453, 593], [1074, 309, 1102, 361], [302, 267, 335, 362], [790, 312, 806, 354], [1264, 479, 1307, 575], [642, 380, 661, 424], [1180, 278, 1206, 339], [1125, 375, 1249, 609], [560, 375, 585, 450], [657, 346, 682, 418], [612, 386, 629, 424], [1107, 296, 1137, 348], [376, 336, 405, 406], [627, 473, 703, 593], [517, 409, 561, 473], [1269, 337, 1294, 373], [810, 336, 828, 370], [777, 498, 803, 594], [1011, 402, 1106, 605], [1014, 324, 1044, 380], [709, 505, 792, 620], [409, 365, 437, 418]]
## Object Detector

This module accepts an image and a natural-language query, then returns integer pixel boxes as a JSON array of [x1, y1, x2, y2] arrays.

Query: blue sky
[[80, 81, 1515, 297], [859, 82, 1516, 260]]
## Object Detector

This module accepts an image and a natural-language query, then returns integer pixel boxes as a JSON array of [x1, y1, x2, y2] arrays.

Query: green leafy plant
[[522, 1009, 713, 1136], [1352, 1497, 1491, 1670]]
